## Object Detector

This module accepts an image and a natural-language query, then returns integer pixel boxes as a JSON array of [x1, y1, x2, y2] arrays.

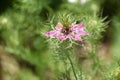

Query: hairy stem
[[65, 53, 78, 80], [80, 64, 83, 80]]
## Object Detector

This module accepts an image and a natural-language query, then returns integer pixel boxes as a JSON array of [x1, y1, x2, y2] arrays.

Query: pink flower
[[44, 23, 89, 41]]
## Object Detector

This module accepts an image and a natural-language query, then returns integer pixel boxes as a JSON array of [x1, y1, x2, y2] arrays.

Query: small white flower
[[68, 0, 77, 3], [80, 0, 87, 4]]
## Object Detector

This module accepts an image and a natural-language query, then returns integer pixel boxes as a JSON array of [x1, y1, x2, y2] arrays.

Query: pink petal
[[71, 23, 89, 35], [55, 23, 63, 30], [75, 30, 89, 35], [71, 23, 84, 31], [44, 30, 56, 38], [57, 35, 68, 40], [71, 24, 78, 31], [70, 34, 82, 41], [78, 23, 84, 28]]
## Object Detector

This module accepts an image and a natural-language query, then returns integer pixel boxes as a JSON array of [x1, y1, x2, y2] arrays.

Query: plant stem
[[65, 53, 78, 80], [80, 64, 83, 80]]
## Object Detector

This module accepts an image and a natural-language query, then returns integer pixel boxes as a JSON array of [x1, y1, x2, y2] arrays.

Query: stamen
[[61, 28, 72, 35]]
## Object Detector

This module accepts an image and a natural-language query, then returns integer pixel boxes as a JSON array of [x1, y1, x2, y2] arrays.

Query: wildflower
[[45, 23, 89, 41]]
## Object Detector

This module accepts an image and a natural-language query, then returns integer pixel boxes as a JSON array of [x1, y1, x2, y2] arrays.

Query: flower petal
[[71, 23, 84, 31], [72, 23, 89, 35], [71, 24, 78, 31], [55, 23, 63, 30], [44, 30, 56, 38], [78, 23, 84, 28], [70, 34, 82, 41], [75, 30, 89, 35], [57, 35, 68, 40]]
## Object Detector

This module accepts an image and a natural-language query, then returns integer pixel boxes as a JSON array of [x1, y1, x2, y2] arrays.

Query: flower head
[[45, 23, 89, 41]]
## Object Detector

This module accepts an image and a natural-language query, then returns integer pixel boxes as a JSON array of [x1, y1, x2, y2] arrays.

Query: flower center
[[61, 28, 72, 35]]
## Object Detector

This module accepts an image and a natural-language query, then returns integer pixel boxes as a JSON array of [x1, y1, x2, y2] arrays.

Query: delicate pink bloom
[[71, 23, 89, 35], [44, 23, 89, 41], [44, 30, 56, 38]]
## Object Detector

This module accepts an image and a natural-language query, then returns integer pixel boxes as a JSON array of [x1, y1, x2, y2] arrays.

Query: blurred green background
[[0, 0, 120, 80]]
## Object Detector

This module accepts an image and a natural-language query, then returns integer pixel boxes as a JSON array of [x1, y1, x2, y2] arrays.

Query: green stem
[[80, 64, 83, 80], [65, 53, 78, 80]]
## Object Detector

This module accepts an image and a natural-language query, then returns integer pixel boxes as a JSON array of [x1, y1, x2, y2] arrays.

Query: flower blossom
[[44, 23, 89, 41]]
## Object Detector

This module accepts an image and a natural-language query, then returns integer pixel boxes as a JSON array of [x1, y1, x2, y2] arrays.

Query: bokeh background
[[0, 0, 120, 80]]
